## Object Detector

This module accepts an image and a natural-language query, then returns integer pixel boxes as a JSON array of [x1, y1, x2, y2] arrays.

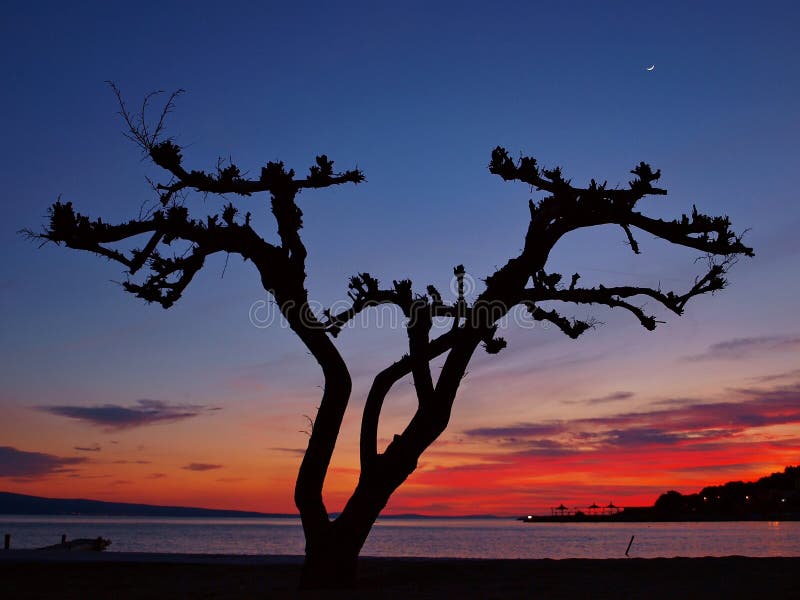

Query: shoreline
[[2, 553, 798, 598]]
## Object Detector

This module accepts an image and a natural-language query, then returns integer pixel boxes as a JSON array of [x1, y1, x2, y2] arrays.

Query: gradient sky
[[1, 1, 799, 516]]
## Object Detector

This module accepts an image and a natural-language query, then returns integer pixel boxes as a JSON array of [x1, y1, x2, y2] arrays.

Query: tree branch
[[489, 146, 666, 205], [527, 305, 597, 338], [122, 246, 212, 308], [359, 328, 460, 471], [621, 224, 640, 254], [322, 272, 464, 337], [524, 258, 734, 331], [28, 200, 281, 308]]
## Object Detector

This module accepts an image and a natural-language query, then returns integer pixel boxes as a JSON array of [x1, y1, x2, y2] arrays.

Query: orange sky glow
[[3, 336, 798, 516]]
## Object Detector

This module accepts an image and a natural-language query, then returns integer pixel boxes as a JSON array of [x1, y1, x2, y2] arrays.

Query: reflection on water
[[1, 516, 799, 558]]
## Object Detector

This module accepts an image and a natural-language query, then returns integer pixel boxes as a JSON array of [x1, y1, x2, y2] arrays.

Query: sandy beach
[[1, 552, 798, 598]]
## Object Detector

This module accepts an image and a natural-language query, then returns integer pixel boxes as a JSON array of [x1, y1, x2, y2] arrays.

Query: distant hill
[[0, 492, 292, 518]]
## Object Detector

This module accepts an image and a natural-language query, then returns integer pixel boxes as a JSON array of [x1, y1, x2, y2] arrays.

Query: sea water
[[1, 516, 798, 558]]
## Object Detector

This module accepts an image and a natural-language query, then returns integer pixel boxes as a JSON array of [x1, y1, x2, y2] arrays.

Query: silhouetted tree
[[24, 87, 753, 589], [654, 490, 687, 516]]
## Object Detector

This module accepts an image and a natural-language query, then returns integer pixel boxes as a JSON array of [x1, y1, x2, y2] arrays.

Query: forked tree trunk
[[296, 342, 472, 590], [298, 489, 386, 589], [299, 527, 363, 589], [298, 469, 403, 589]]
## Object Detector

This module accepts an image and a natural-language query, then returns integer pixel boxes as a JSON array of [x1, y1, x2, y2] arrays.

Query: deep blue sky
[[1, 1, 799, 512]]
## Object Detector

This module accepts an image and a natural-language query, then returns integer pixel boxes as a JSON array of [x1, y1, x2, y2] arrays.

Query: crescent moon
[[646, 65, 655, 71]]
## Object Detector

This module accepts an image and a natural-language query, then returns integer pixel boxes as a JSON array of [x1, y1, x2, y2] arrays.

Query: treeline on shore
[[523, 465, 800, 522], [649, 465, 800, 520]]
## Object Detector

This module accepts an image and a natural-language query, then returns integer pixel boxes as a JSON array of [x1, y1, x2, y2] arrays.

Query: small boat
[[37, 537, 111, 552]]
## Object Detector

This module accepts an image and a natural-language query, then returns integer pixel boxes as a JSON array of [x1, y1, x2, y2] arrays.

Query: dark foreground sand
[[1, 552, 798, 598]]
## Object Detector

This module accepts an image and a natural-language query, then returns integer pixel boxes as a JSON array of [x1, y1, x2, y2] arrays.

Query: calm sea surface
[[2, 516, 798, 559]]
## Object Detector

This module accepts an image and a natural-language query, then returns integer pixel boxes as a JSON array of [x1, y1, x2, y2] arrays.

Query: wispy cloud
[[465, 422, 568, 441], [563, 391, 634, 406], [73, 444, 101, 452], [749, 368, 800, 384], [181, 463, 223, 471], [269, 447, 307, 455], [468, 351, 606, 383], [464, 382, 800, 456], [0, 446, 87, 479], [683, 335, 800, 361], [37, 399, 218, 430]]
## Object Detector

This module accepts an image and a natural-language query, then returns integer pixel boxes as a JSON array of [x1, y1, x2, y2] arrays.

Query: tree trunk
[[298, 478, 392, 590], [299, 535, 361, 590], [298, 518, 374, 590]]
